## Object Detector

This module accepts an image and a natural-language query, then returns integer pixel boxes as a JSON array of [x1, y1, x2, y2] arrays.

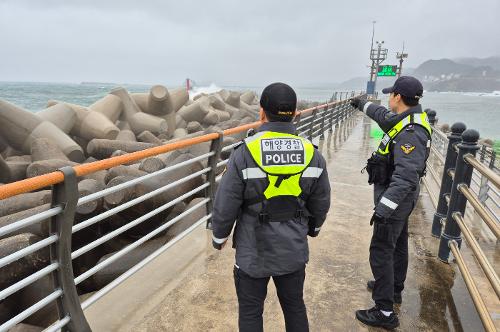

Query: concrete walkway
[[85, 114, 487, 331]]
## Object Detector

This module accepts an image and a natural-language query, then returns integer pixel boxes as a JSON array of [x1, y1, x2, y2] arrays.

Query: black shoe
[[366, 280, 402, 304], [355, 306, 400, 330]]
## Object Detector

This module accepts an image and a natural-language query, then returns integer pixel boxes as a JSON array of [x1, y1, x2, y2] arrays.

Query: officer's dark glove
[[350, 97, 367, 111], [246, 128, 256, 137], [371, 213, 393, 242], [308, 229, 320, 237], [308, 223, 320, 237], [369, 212, 385, 226], [350, 97, 361, 109]]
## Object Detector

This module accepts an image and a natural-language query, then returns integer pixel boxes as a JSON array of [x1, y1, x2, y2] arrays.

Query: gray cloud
[[0, 0, 498, 86]]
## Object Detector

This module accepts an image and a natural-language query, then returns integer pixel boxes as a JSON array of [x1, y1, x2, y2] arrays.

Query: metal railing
[[0, 92, 360, 331], [424, 111, 499, 332]]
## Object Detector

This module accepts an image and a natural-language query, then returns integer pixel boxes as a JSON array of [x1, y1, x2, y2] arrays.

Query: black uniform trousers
[[369, 213, 410, 311], [233, 265, 309, 332]]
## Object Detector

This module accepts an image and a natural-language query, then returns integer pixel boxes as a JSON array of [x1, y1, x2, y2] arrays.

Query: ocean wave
[[463, 91, 500, 97], [436, 91, 500, 97], [189, 83, 221, 99]]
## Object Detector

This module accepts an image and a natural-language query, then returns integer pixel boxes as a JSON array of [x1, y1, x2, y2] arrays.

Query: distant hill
[[333, 56, 500, 93], [454, 56, 500, 71], [413, 59, 474, 77], [426, 78, 500, 92], [413, 57, 500, 92]]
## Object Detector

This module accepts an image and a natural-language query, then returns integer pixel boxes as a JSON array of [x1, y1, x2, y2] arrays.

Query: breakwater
[[0, 85, 260, 328]]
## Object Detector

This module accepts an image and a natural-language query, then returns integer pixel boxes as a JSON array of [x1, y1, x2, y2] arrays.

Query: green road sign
[[377, 65, 398, 77]]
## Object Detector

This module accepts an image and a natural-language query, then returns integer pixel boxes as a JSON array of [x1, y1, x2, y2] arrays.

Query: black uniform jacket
[[362, 102, 431, 221], [212, 121, 331, 278]]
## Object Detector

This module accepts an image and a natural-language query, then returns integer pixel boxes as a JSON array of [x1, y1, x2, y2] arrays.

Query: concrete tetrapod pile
[[0, 85, 260, 329]]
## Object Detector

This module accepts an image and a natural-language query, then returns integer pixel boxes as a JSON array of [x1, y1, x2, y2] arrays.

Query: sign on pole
[[377, 65, 398, 77]]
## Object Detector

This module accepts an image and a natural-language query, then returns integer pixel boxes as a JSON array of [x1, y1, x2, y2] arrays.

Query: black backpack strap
[[244, 196, 307, 222]]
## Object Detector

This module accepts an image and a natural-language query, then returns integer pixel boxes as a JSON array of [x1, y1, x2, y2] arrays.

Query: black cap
[[381, 76, 423, 99], [260, 82, 297, 121]]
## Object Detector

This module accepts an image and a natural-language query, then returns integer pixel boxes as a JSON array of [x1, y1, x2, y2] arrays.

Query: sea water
[[0, 82, 498, 141]]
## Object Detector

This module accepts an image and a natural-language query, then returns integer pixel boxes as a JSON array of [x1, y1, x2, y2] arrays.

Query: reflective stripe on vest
[[242, 166, 322, 180], [244, 131, 316, 199], [377, 112, 432, 155]]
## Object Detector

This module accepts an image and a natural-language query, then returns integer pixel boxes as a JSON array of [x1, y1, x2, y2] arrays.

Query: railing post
[[477, 146, 489, 204], [205, 132, 223, 229], [342, 100, 347, 122], [480, 146, 496, 203], [431, 122, 466, 237], [479, 145, 486, 163], [293, 111, 302, 132], [336, 102, 341, 122], [438, 129, 480, 262], [50, 166, 91, 332], [319, 103, 327, 140], [489, 150, 496, 169], [426, 109, 437, 126], [308, 108, 317, 141], [333, 105, 341, 145], [345, 100, 350, 132], [336, 102, 341, 121], [348, 98, 355, 118], [328, 103, 335, 132]]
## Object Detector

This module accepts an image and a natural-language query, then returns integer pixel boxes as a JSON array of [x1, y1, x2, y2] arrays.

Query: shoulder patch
[[401, 143, 416, 154]]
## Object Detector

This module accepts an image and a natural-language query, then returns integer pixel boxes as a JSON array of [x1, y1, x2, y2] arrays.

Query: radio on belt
[[261, 138, 305, 166]]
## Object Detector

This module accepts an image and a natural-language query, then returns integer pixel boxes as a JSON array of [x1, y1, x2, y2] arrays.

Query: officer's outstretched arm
[[362, 102, 397, 128], [374, 129, 427, 219], [305, 155, 331, 237], [212, 150, 244, 249]]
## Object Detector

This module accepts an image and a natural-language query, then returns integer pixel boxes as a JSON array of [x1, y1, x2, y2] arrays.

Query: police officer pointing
[[351, 76, 432, 329], [212, 82, 331, 332]]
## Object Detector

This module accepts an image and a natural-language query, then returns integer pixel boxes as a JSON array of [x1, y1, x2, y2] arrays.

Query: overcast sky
[[0, 0, 499, 87]]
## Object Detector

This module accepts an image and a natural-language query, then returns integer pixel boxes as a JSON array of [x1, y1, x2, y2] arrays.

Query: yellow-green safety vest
[[244, 131, 315, 199], [376, 112, 432, 155]]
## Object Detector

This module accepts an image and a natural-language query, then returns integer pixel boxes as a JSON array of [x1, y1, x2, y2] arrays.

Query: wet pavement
[[84, 114, 495, 331]]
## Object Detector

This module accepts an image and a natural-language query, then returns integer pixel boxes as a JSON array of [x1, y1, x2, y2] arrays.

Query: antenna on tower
[[370, 21, 376, 55], [396, 42, 408, 78], [366, 21, 387, 96]]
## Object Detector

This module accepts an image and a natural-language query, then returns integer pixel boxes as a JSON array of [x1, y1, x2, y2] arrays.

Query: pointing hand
[[350, 97, 367, 111]]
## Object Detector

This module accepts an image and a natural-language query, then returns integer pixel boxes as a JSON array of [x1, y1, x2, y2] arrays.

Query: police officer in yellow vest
[[212, 82, 331, 332], [351, 76, 432, 329]]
